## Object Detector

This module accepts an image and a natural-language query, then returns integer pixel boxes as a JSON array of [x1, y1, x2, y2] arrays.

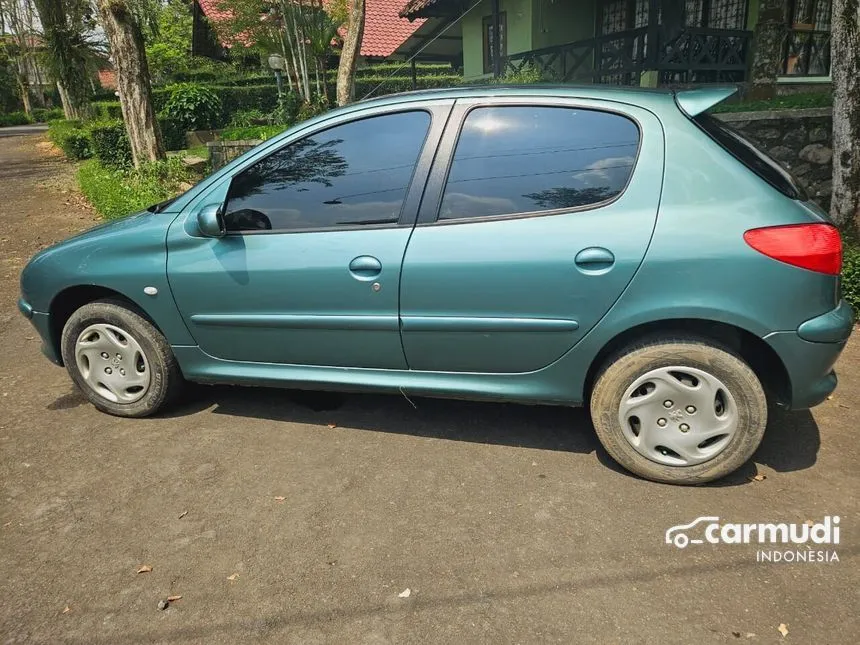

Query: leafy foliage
[[843, 242, 860, 313], [47, 119, 92, 159], [89, 120, 132, 167], [0, 111, 32, 126], [219, 124, 286, 141], [161, 83, 224, 131], [31, 107, 65, 122], [77, 156, 192, 220], [144, 0, 193, 82]]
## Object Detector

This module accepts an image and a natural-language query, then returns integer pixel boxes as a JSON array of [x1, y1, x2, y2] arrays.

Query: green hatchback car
[[18, 85, 853, 484]]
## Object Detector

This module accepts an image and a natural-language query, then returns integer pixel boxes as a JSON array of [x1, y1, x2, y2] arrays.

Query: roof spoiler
[[674, 86, 739, 117]]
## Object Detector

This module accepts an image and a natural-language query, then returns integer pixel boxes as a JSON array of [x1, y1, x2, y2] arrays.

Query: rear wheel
[[590, 337, 767, 484], [60, 300, 183, 417]]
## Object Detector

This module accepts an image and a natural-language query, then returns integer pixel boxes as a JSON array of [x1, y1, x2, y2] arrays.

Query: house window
[[682, 0, 748, 29], [482, 12, 507, 74], [783, 0, 832, 76]]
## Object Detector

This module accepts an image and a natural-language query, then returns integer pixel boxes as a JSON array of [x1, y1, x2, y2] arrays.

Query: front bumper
[[764, 299, 854, 410], [18, 297, 61, 366]]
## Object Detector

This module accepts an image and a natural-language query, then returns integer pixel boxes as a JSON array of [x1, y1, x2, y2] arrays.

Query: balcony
[[504, 26, 754, 86]]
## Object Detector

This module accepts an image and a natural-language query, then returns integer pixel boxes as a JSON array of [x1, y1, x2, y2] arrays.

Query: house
[[194, 0, 438, 65], [398, 0, 833, 87]]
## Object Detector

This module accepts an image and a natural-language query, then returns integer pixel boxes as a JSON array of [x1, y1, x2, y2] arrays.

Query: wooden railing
[[504, 27, 753, 86]]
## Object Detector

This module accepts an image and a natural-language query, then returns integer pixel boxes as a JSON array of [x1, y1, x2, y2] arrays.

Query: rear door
[[399, 97, 664, 373]]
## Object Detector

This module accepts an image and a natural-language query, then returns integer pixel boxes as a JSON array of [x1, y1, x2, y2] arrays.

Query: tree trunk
[[748, 0, 788, 99], [97, 0, 164, 167], [16, 70, 32, 114], [336, 0, 364, 106], [33, 0, 91, 118], [57, 81, 71, 118], [830, 0, 860, 231]]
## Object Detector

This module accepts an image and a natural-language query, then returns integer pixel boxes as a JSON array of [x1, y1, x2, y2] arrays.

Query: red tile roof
[[361, 0, 425, 57], [197, 0, 423, 58]]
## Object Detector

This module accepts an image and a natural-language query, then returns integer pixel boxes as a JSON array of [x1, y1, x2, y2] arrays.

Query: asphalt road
[[0, 124, 48, 138], [1, 136, 857, 644]]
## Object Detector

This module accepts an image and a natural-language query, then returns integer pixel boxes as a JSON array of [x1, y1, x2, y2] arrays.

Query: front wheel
[[590, 337, 767, 485], [60, 300, 183, 417]]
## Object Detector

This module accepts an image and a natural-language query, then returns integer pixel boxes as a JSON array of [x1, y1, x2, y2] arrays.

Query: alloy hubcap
[[618, 366, 738, 466], [74, 324, 151, 403]]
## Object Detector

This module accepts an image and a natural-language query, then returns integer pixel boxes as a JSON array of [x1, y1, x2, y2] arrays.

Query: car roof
[[355, 83, 677, 108]]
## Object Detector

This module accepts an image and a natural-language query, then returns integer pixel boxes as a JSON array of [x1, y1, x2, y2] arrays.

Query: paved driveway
[[0, 124, 48, 138], [0, 135, 857, 644]]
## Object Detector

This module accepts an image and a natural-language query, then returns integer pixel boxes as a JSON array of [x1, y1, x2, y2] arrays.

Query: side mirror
[[197, 203, 226, 238]]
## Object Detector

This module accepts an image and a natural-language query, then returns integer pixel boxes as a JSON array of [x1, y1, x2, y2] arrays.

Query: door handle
[[349, 255, 382, 280], [575, 247, 615, 273]]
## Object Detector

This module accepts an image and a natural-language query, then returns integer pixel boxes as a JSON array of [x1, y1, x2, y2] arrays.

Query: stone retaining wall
[[715, 108, 833, 208]]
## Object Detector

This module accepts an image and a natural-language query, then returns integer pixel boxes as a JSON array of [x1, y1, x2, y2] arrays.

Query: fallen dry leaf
[[732, 632, 741, 638], [62, 606, 71, 614], [804, 519, 814, 527], [227, 573, 239, 581], [167, 595, 182, 602], [178, 511, 188, 519], [137, 565, 153, 574], [778, 623, 789, 637], [327, 423, 337, 428], [274, 496, 286, 502], [398, 588, 411, 598], [749, 474, 767, 482]]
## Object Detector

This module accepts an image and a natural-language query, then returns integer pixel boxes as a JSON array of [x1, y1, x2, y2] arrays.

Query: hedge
[[92, 101, 124, 120], [89, 121, 132, 168], [47, 119, 92, 160], [31, 107, 64, 122], [0, 111, 32, 126]]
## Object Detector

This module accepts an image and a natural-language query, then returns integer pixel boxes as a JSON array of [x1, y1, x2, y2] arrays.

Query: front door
[[399, 100, 664, 373], [167, 108, 441, 369]]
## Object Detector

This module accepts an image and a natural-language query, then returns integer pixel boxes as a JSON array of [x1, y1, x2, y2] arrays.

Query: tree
[[830, 0, 860, 231], [96, 0, 164, 166], [1, 0, 47, 113], [336, 0, 362, 106], [144, 0, 192, 82], [32, 0, 97, 119], [747, 0, 787, 99]]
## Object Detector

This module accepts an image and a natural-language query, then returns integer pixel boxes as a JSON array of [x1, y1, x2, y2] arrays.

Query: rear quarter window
[[693, 113, 808, 201], [439, 106, 640, 220]]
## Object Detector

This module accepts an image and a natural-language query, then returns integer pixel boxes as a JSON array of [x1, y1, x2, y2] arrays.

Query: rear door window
[[438, 106, 640, 220], [694, 113, 808, 200]]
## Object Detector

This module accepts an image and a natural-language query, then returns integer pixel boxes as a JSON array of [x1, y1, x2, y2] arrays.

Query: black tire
[[60, 299, 183, 417], [590, 336, 767, 485]]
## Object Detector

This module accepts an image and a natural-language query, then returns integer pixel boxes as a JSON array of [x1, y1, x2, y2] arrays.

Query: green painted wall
[[531, 0, 595, 49], [462, 0, 534, 80]]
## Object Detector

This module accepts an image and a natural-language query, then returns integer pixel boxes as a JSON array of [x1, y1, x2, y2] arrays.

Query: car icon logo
[[665, 516, 720, 548]]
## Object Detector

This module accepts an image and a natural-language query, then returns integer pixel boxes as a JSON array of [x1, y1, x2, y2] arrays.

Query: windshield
[[694, 113, 808, 201]]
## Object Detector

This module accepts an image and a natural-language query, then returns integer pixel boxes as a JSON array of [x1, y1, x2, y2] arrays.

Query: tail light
[[744, 223, 842, 275]]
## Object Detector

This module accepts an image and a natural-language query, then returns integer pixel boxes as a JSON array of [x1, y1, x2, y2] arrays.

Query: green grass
[[78, 157, 192, 220], [713, 92, 833, 114]]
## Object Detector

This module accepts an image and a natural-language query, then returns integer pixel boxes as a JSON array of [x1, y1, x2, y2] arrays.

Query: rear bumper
[[764, 300, 854, 410]]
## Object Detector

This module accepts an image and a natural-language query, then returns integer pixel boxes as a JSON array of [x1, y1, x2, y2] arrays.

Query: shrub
[[843, 242, 860, 313], [89, 120, 132, 167], [158, 117, 186, 151], [30, 107, 64, 123], [229, 108, 269, 128], [219, 124, 286, 141], [92, 101, 123, 120], [77, 157, 192, 220], [161, 83, 224, 132], [48, 119, 92, 160], [0, 111, 32, 126]]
